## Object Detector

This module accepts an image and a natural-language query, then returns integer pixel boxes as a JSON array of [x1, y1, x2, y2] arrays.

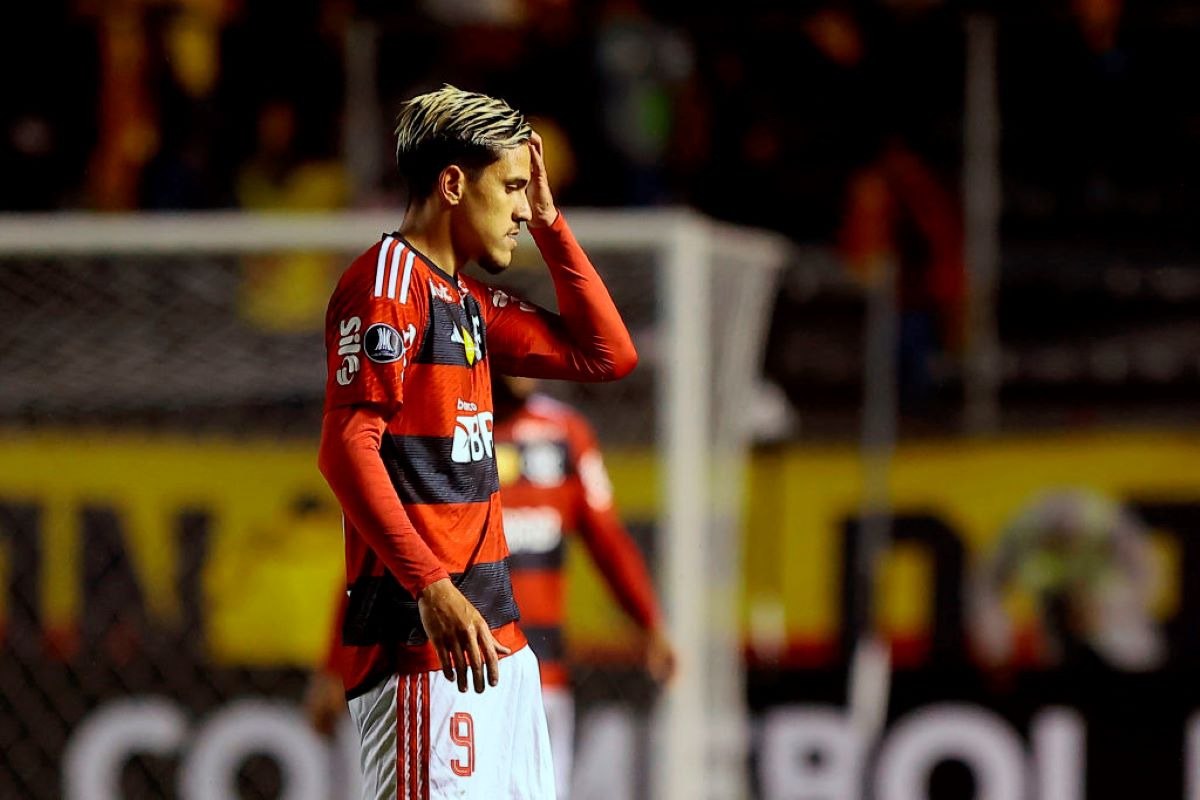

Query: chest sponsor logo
[[502, 506, 564, 555], [335, 317, 362, 385], [364, 323, 416, 364], [451, 411, 495, 464]]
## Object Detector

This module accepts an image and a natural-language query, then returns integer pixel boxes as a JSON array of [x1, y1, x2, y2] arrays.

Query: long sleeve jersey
[[318, 213, 636, 696]]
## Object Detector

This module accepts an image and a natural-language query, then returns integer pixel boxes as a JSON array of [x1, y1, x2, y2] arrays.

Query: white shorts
[[347, 644, 556, 800], [540, 687, 574, 800]]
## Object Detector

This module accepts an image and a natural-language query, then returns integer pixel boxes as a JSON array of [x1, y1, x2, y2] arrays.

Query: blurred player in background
[[317, 85, 637, 799], [477, 374, 674, 797], [310, 375, 675, 799], [970, 488, 1164, 672]]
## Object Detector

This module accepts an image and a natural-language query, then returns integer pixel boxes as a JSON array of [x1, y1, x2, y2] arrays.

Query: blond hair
[[394, 85, 532, 198]]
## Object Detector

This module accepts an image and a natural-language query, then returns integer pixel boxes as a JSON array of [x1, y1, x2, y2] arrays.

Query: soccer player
[[492, 375, 675, 798], [308, 377, 676, 797], [317, 85, 637, 799], [307, 375, 675, 796]]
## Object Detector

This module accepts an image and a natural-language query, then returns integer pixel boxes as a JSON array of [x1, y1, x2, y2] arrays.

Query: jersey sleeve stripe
[[387, 244, 406, 299], [398, 249, 416, 305], [373, 237, 392, 297]]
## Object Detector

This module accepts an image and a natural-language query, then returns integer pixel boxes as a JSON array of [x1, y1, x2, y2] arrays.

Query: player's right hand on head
[[525, 131, 558, 229], [418, 578, 512, 694]]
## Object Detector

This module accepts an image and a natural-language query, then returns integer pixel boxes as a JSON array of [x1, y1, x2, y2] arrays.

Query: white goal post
[[0, 208, 787, 800]]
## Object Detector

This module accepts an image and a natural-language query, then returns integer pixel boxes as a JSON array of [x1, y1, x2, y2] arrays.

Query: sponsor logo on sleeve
[[490, 288, 536, 312], [335, 317, 362, 385]]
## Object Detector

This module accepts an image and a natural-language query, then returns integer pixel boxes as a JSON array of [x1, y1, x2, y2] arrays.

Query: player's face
[[457, 145, 532, 275]]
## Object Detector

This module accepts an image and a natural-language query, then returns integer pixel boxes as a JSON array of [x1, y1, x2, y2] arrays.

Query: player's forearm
[[529, 213, 637, 379], [582, 514, 661, 629], [600, 555, 661, 630], [318, 406, 449, 596]]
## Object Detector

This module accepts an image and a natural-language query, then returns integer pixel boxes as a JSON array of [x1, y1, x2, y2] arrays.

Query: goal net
[[0, 208, 785, 800]]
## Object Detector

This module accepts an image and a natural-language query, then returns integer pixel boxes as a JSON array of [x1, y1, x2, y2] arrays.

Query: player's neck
[[398, 202, 464, 277]]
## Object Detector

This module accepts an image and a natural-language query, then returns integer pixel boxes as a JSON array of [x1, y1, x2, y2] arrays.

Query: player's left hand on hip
[[526, 131, 558, 229]]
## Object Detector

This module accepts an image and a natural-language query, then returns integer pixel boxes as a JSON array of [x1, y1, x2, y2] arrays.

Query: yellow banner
[[1, 430, 1196, 666], [742, 431, 1200, 658], [0, 431, 341, 665]]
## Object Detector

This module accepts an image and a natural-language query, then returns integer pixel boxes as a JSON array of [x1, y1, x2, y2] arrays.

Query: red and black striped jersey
[[495, 395, 661, 688], [320, 213, 637, 696]]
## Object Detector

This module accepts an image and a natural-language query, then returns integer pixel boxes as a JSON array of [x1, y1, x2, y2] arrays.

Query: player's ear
[[439, 165, 466, 206]]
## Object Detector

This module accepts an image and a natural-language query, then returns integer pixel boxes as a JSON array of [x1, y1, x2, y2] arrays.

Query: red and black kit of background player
[[492, 377, 670, 690]]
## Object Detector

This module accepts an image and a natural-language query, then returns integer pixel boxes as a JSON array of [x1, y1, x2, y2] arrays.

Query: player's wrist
[[527, 206, 559, 229], [417, 575, 453, 601]]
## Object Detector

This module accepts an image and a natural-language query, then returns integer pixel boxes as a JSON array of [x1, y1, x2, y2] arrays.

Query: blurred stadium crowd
[[9, 0, 1199, 231], [4, 0, 1199, 433]]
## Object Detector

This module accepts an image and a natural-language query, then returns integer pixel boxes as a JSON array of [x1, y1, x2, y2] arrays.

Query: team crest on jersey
[[450, 325, 477, 365], [365, 323, 415, 364], [450, 314, 484, 366]]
